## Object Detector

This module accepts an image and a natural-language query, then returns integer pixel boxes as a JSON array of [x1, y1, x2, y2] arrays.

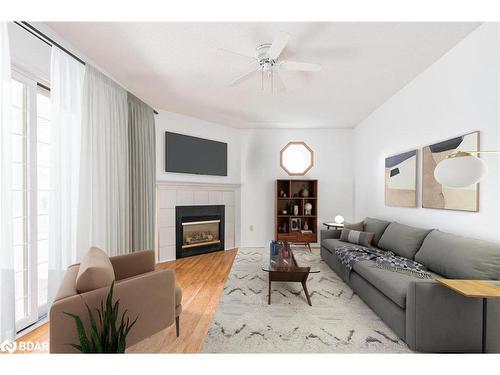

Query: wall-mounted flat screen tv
[[165, 132, 228, 176]]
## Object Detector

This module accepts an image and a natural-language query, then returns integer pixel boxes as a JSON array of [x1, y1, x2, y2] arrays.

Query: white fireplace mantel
[[156, 180, 241, 263]]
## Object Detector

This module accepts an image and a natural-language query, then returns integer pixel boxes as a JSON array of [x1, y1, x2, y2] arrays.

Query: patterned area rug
[[202, 247, 411, 353]]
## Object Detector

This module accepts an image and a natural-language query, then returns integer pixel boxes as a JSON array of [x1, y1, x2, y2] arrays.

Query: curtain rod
[[15, 21, 86, 65], [14, 21, 159, 115]]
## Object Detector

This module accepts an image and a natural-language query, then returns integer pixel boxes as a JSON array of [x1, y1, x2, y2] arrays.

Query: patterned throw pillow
[[340, 229, 375, 247]]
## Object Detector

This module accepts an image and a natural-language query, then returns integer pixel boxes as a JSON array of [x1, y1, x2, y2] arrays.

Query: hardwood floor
[[14, 249, 237, 354]]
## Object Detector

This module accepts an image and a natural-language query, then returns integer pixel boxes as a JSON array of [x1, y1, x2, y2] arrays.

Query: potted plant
[[64, 281, 138, 353]]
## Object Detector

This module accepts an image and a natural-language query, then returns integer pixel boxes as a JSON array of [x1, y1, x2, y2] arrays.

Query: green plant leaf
[[63, 312, 91, 353], [63, 281, 136, 354], [69, 343, 84, 353]]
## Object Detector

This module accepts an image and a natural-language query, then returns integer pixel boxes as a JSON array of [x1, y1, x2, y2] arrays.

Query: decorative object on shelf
[[304, 202, 313, 215], [385, 149, 417, 208], [301, 184, 309, 197], [291, 218, 301, 231], [423, 131, 479, 212], [282, 222, 287, 232], [303, 221, 309, 231], [280, 141, 314, 176], [334, 215, 344, 225], [293, 205, 299, 216], [281, 209, 287, 215]]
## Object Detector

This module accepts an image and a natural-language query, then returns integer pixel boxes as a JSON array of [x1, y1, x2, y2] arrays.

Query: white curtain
[[0, 22, 15, 342], [77, 65, 130, 258], [47, 47, 85, 305]]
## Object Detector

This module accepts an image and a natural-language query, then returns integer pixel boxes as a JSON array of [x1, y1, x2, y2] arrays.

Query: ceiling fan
[[220, 31, 322, 93]]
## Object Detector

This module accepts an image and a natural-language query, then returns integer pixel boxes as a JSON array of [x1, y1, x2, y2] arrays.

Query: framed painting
[[291, 218, 301, 232], [422, 131, 479, 212], [385, 150, 418, 207]]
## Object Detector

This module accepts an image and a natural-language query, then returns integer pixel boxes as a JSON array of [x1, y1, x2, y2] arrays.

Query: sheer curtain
[[0, 22, 15, 342], [47, 47, 85, 305], [128, 93, 156, 251], [77, 65, 130, 258]]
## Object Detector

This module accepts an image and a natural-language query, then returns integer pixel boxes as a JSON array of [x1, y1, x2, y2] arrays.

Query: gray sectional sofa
[[320, 217, 500, 353]]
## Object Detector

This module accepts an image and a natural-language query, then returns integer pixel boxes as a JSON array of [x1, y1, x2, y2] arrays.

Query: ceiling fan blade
[[229, 62, 261, 86], [268, 31, 290, 60], [275, 72, 286, 93], [279, 60, 321, 72], [217, 48, 256, 63]]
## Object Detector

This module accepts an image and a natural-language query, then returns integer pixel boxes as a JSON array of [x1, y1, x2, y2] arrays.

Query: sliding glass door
[[11, 70, 51, 332]]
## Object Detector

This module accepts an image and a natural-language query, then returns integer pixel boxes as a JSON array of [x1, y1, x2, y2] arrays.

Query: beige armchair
[[49, 249, 182, 353]]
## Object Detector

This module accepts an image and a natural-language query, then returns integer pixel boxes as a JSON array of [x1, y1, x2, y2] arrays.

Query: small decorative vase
[[293, 205, 299, 216], [302, 187, 309, 198], [303, 221, 309, 231]]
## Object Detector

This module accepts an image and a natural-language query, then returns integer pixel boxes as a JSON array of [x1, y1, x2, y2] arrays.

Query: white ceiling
[[46, 22, 480, 129]]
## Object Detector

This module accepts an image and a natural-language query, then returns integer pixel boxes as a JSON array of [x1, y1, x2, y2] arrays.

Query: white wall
[[155, 110, 242, 185], [240, 129, 354, 247], [155, 110, 243, 249], [354, 23, 500, 243]]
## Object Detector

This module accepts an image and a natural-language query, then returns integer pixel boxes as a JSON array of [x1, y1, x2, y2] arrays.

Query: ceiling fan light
[[434, 154, 488, 188]]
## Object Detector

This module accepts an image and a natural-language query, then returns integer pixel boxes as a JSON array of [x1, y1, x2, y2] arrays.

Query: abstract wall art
[[385, 150, 418, 207], [422, 131, 479, 212]]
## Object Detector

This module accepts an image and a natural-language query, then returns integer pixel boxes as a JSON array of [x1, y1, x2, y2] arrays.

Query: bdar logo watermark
[[0, 340, 16, 353], [0, 339, 48, 353]]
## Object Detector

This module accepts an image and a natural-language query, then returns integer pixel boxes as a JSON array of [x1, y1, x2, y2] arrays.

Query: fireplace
[[176, 205, 225, 258]]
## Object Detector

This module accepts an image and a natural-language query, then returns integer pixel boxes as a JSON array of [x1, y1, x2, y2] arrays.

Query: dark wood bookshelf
[[275, 179, 318, 244]]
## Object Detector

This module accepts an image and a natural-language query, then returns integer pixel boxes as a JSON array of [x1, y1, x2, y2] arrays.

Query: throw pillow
[[363, 217, 391, 246], [340, 229, 375, 247], [76, 247, 115, 293], [344, 221, 364, 231]]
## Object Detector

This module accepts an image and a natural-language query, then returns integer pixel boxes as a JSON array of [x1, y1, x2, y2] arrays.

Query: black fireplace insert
[[175, 205, 225, 259]]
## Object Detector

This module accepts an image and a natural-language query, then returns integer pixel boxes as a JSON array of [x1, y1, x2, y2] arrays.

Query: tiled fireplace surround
[[156, 181, 239, 262]]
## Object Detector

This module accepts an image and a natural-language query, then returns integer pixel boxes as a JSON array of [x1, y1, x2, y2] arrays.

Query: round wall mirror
[[280, 141, 314, 176]]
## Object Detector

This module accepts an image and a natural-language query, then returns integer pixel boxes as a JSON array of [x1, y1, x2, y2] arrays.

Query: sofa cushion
[[340, 229, 374, 247], [321, 238, 349, 253], [415, 230, 500, 280], [345, 221, 364, 231], [363, 217, 391, 246], [352, 260, 439, 308], [378, 222, 432, 259], [76, 247, 115, 293]]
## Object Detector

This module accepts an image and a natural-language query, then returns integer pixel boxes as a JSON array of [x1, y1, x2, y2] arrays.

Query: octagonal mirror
[[280, 141, 314, 176]]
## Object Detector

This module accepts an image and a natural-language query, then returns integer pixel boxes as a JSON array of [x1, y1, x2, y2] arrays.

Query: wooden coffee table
[[262, 248, 319, 306], [437, 279, 500, 353]]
